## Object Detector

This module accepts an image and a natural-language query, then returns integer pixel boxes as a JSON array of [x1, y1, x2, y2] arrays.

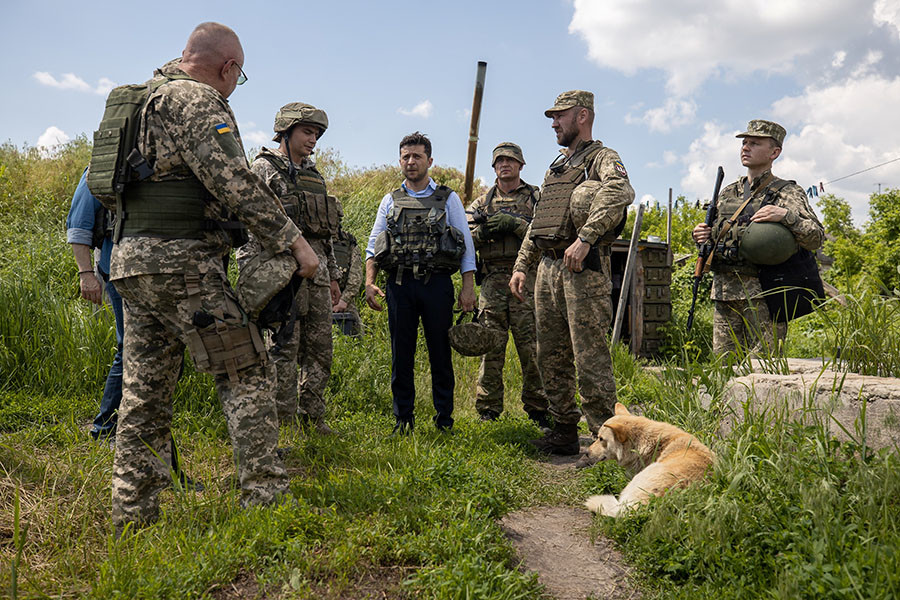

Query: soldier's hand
[[330, 280, 341, 305], [564, 238, 590, 273], [509, 271, 527, 302], [366, 283, 385, 311], [486, 213, 518, 236], [333, 298, 349, 313], [692, 223, 711, 244], [79, 271, 103, 306], [751, 205, 788, 223], [458, 286, 476, 312], [290, 235, 319, 279]]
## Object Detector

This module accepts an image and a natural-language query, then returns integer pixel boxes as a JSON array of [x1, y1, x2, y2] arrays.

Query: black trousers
[[386, 272, 455, 429]]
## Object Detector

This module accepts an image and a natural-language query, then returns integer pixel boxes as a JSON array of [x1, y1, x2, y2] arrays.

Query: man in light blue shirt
[[364, 132, 476, 433], [66, 169, 122, 440]]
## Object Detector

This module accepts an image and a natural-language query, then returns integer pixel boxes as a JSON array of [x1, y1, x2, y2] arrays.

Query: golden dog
[[583, 403, 714, 517]]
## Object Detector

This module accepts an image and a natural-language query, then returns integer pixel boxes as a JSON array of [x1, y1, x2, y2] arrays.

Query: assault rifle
[[686, 166, 725, 333]]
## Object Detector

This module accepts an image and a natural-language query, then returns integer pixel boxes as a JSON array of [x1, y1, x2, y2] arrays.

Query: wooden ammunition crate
[[610, 239, 673, 357]]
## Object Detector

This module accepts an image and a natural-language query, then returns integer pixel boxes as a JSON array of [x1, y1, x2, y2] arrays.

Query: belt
[[541, 248, 566, 260]]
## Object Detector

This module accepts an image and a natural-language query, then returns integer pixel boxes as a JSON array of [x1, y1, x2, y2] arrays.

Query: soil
[[501, 505, 641, 600]]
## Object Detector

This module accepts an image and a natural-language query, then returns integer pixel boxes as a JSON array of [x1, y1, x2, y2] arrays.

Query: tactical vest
[[91, 206, 113, 249], [710, 175, 793, 275], [88, 71, 246, 246], [477, 184, 537, 263], [372, 185, 465, 279], [256, 148, 340, 239], [332, 228, 357, 289], [530, 141, 608, 249]]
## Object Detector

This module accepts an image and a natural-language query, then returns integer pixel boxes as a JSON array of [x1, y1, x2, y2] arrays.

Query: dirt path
[[500, 437, 642, 600]]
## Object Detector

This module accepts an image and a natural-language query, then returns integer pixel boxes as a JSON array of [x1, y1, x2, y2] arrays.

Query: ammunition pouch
[[182, 272, 267, 383]]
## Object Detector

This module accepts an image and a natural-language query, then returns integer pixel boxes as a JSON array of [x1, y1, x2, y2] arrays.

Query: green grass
[[4, 141, 900, 599]]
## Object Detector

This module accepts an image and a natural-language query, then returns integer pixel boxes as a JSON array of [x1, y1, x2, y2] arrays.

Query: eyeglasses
[[233, 61, 248, 86]]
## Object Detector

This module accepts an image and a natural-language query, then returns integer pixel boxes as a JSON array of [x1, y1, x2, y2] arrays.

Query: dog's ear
[[614, 402, 630, 416], [604, 422, 628, 444]]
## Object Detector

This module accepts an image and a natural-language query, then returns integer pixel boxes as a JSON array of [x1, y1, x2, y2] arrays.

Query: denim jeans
[[90, 275, 124, 439]]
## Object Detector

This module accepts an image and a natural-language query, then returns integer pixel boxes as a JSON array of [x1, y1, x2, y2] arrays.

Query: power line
[[825, 156, 900, 185]]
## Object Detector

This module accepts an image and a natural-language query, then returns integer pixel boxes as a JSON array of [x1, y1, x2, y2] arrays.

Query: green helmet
[[237, 249, 299, 325], [272, 102, 328, 141], [448, 311, 507, 357], [739, 221, 798, 265]]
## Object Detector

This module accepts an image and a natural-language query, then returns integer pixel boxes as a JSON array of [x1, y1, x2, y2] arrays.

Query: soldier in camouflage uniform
[[468, 142, 549, 428], [237, 103, 342, 433], [96, 23, 318, 529], [692, 120, 824, 354], [510, 91, 634, 455], [332, 200, 364, 336]]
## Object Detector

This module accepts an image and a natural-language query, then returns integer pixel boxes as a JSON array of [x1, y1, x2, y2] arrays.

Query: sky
[[2, 0, 899, 225]]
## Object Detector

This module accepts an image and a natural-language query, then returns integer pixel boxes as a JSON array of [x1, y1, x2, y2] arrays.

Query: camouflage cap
[[736, 119, 786, 146], [272, 102, 328, 141], [544, 90, 594, 117], [491, 142, 525, 166]]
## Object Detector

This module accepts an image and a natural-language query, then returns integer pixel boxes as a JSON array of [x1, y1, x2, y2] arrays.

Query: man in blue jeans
[[67, 171, 201, 488], [66, 169, 122, 440]]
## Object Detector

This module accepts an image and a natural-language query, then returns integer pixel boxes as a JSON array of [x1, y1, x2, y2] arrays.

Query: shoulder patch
[[614, 160, 628, 177], [214, 123, 232, 134]]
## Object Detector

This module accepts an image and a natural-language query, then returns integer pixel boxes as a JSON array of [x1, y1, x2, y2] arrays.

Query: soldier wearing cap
[[468, 142, 549, 429], [692, 119, 824, 354], [510, 90, 634, 456], [237, 101, 342, 433]]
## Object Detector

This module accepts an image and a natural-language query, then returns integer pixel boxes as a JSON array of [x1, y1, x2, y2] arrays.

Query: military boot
[[529, 422, 580, 456]]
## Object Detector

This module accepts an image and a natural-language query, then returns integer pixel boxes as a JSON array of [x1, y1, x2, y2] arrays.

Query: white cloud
[[398, 100, 433, 119], [626, 97, 697, 133], [33, 71, 117, 95], [647, 150, 678, 169], [569, 0, 875, 95], [875, 0, 900, 39], [677, 74, 900, 223], [37, 126, 70, 155], [242, 130, 272, 146], [832, 51, 847, 69]]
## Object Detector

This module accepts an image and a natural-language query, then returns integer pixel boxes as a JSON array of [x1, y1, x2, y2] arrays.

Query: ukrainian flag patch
[[214, 123, 232, 134], [614, 160, 628, 177]]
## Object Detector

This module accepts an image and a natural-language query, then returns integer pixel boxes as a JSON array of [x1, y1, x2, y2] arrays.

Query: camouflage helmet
[[272, 102, 328, 141], [448, 311, 507, 357], [739, 221, 798, 265], [236, 249, 300, 325]]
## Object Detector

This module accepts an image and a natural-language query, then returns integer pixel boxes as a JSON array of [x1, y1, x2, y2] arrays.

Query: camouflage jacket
[[711, 169, 825, 301], [469, 180, 537, 272], [514, 140, 634, 273], [238, 148, 339, 288], [110, 60, 299, 280]]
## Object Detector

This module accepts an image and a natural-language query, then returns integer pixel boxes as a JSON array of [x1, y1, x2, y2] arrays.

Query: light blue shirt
[[365, 177, 476, 274], [65, 169, 114, 274]]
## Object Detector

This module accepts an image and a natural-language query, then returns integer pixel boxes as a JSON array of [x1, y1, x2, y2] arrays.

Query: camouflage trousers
[[533, 257, 617, 434], [113, 273, 287, 527], [475, 268, 548, 416], [270, 281, 332, 422], [713, 298, 787, 355]]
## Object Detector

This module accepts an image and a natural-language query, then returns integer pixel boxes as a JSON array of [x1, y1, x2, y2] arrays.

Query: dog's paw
[[585, 494, 619, 517]]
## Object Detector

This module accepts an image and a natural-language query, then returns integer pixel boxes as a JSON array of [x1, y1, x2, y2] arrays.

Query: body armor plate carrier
[[373, 185, 465, 280], [530, 142, 622, 249], [256, 147, 340, 239]]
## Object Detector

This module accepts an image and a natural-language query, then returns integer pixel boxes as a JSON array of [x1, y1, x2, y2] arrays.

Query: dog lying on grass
[[583, 403, 714, 517]]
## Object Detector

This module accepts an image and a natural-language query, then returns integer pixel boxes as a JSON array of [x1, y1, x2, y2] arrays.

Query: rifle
[[686, 166, 725, 333], [463, 61, 487, 205]]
